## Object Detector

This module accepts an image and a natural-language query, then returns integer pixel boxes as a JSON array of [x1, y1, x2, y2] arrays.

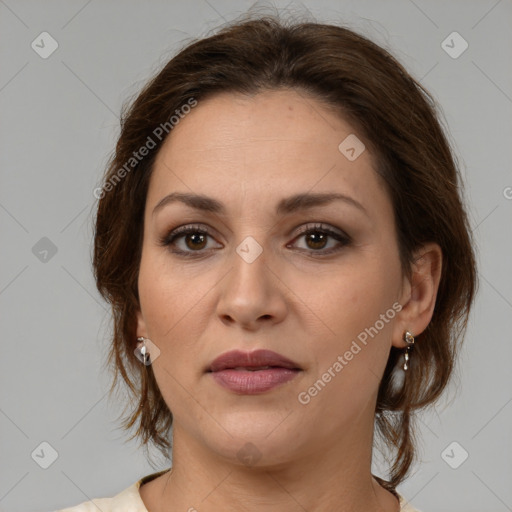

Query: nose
[[216, 239, 288, 331]]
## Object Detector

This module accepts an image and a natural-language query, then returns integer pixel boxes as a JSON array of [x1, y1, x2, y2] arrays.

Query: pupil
[[308, 232, 326, 249], [187, 233, 206, 250]]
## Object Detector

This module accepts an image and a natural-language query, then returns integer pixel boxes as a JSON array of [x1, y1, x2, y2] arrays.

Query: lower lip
[[210, 368, 300, 394]]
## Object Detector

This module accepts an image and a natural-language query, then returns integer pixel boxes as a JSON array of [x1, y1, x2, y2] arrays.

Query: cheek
[[138, 249, 208, 337], [301, 253, 400, 381], [137, 253, 198, 369], [138, 255, 204, 413], [312, 263, 395, 336]]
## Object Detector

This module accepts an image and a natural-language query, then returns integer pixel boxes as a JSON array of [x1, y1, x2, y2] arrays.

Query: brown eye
[[289, 223, 351, 255], [159, 224, 220, 257], [304, 231, 329, 250], [182, 232, 208, 251], [160, 222, 350, 258]]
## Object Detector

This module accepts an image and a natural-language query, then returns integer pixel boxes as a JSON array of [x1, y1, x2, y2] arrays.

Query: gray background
[[1, 1, 511, 511]]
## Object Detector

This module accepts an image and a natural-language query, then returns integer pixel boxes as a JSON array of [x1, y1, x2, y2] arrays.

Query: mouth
[[207, 349, 302, 394], [208, 349, 302, 373]]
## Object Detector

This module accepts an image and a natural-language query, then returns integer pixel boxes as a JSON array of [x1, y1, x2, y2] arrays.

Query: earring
[[403, 331, 415, 371], [136, 336, 151, 366]]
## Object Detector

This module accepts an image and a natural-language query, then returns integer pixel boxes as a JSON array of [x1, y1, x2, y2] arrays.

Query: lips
[[207, 349, 302, 394], [208, 349, 301, 373]]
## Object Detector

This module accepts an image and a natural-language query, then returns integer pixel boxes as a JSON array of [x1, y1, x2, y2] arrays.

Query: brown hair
[[92, 13, 477, 492]]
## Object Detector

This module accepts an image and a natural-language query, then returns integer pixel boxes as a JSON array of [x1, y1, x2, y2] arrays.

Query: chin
[[200, 413, 306, 468]]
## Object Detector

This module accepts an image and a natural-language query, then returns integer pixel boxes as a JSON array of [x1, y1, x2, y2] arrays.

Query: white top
[[55, 469, 423, 512]]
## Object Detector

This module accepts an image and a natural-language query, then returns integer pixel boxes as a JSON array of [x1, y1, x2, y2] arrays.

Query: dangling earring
[[403, 331, 415, 371], [136, 336, 151, 366]]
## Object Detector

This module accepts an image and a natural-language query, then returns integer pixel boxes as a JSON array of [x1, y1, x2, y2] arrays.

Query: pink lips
[[208, 349, 302, 394]]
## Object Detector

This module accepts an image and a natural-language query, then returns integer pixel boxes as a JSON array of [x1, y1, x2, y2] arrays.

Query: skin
[[135, 89, 442, 512]]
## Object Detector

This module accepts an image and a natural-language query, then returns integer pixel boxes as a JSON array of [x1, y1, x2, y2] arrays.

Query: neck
[[156, 405, 399, 512]]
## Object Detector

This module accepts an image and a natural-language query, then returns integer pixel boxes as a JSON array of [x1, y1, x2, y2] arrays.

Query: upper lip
[[208, 349, 302, 372]]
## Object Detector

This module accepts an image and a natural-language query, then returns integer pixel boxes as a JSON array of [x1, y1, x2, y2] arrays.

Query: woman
[[58, 13, 476, 512]]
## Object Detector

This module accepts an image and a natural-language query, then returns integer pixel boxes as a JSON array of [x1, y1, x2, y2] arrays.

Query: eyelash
[[158, 223, 351, 258]]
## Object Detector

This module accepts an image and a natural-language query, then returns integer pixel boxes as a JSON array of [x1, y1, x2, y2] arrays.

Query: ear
[[392, 242, 443, 348], [135, 307, 149, 342]]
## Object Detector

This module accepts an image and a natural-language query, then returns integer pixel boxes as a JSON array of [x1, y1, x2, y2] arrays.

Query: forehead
[[156, 89, 360, 160], [147, 89, 385, 216]]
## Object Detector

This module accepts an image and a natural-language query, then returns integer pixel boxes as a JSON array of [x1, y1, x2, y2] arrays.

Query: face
[[136, 89, 409, 465]]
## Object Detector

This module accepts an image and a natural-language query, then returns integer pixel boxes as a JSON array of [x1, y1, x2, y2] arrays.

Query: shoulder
[[55, 468, 171, 512], [397, 492, 423, 512], [55, 481, 144, 512]]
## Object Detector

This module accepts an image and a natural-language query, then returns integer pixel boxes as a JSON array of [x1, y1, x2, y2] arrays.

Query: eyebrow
[[152, 191, 368, 217]]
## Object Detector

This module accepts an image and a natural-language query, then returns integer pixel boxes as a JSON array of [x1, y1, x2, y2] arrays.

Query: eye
[[287, 223, 351, 255], [158, 224, 219, 256], [159, 222, 351, 257]]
